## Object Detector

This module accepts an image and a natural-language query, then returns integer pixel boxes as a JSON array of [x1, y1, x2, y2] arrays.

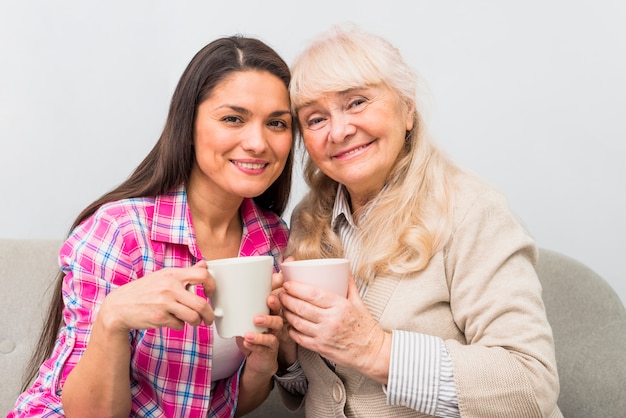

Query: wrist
[[364, 328, 391, 384], [241, 358, 278, 382], [241, 364, 275, 392], [278, 343, 298, 374], [92, 312, 131, 345], [97, 299, 132, 336]]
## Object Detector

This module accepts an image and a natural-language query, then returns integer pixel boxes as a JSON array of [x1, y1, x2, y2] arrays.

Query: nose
[[241, 123, 268, 154], [328, 112, 356, 144]]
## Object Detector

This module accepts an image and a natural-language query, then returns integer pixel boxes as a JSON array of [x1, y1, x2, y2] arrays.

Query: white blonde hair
[[288, 24, 459, 281]]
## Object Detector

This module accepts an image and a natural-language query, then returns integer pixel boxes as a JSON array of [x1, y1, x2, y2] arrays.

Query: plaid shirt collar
[[152, 184, 276, 259]]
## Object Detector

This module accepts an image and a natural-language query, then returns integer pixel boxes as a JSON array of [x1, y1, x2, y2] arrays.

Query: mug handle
[[208, 268, 224, 318]]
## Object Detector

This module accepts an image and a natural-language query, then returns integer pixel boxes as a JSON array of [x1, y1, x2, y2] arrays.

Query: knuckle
[[150, 310, 170, 325]]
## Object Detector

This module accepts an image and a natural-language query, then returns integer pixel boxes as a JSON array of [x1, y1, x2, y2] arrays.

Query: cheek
[[275, 134, 293, 161], [302, 132, 326, 160]]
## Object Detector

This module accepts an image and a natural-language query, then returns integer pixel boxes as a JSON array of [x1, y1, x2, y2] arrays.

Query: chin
[[235, 186, 269, 199]]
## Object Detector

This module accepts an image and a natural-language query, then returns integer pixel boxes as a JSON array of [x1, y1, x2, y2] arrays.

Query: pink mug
[[281, 258, 350, 297]]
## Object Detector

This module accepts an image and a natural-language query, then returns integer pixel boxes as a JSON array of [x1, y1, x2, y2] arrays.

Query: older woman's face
[[297, 84, 413, 206]]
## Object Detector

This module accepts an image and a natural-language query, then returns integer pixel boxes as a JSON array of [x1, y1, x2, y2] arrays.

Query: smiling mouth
[[335, 142, 373, 158], [232, 161, 268, 170]]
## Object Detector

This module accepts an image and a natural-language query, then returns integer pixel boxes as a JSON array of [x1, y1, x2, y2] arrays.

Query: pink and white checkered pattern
[[9, 186, 288, 417]]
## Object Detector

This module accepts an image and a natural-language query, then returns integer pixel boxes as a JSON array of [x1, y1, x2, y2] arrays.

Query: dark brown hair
[[22, 36, 293, 390]]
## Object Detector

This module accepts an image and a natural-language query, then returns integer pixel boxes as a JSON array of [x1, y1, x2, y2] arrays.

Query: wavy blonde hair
[[288, 24, 459, 281]]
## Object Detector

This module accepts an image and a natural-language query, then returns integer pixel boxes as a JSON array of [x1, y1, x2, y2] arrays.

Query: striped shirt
[[9, 185, 289, 418], [277, 185, 460, 417]]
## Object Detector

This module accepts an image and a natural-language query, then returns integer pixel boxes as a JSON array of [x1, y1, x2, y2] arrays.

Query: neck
[[346, 188, 379, 220], [186, 179, 244, 260]]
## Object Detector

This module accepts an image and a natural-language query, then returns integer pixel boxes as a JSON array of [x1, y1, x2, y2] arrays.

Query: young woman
[[10, 36, 294, 417]]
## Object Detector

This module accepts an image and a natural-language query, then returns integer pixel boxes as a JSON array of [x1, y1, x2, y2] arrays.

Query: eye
[[222, 115, 243, 124], [267, 119, 289, 130], [348, 97, 367, 109], [306, 116, 326, 129]]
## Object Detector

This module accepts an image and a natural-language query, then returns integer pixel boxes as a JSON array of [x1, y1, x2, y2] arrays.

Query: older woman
[[276, 25, 562, 418]]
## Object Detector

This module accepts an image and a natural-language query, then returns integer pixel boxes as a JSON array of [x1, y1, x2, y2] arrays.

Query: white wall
[[1, 1, 624, 305]]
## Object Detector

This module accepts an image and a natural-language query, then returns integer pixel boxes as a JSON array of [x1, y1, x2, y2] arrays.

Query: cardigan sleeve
[[444, 186, 561, 418]]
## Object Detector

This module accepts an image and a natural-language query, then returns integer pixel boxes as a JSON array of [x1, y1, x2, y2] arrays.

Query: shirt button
[[332, 381, 345, 403]]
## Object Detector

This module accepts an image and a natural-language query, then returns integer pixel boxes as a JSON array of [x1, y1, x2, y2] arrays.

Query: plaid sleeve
[[55, 208, 138, 390], [208, 361, 244, 417]]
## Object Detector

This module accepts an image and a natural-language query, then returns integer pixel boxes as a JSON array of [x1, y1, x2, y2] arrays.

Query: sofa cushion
[[0, 239, 63, 415]]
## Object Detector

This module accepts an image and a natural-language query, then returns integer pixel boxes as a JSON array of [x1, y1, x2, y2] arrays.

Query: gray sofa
[[2, 239, 625, 417]]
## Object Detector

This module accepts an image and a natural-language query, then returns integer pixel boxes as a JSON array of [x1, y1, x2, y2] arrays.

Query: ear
[[404, 100, 416, 132]]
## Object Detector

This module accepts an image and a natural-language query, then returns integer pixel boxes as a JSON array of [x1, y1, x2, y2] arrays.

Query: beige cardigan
[[285, 173, 563, 418]]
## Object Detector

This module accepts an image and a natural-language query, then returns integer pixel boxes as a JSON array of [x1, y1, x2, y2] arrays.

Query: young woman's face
[[297, 84, 413, 205], [192, 70, 292, 201]]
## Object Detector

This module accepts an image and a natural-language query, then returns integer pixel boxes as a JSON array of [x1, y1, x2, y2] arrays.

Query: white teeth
[[233, 161, 266, 169], [342, 144, 368, 156]]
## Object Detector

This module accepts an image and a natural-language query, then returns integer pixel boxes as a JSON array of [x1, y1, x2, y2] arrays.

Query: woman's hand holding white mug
[[98, 260, 216, 334], [279, 276, 392, 384]]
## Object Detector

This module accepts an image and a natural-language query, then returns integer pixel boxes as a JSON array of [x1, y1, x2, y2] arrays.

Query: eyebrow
[[220, 105, 291, 118], [269, 110, 293, 118], [339, 88, 363, 96], [297, 87, 367, 109]]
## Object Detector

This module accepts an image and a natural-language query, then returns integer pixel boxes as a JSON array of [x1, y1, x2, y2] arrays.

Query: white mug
[[280, 258, 350, 297], [207, 255, 274, 338]]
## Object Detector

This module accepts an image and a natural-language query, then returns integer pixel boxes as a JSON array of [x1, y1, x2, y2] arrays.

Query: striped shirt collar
[[331, 184, 358, 230]]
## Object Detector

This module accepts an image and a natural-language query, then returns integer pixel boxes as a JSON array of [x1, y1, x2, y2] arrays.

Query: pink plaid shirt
[[9, 186, 289, 417]]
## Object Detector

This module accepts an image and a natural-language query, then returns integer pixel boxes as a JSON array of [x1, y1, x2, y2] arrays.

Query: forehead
[[195, 71, 290, 125], [214, 70, 285, 92], [296, 84, 391, 110], [208, 70, 290, 105]]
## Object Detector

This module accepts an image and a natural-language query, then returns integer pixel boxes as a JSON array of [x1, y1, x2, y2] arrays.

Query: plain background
[[1, 1, 624, 305]]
